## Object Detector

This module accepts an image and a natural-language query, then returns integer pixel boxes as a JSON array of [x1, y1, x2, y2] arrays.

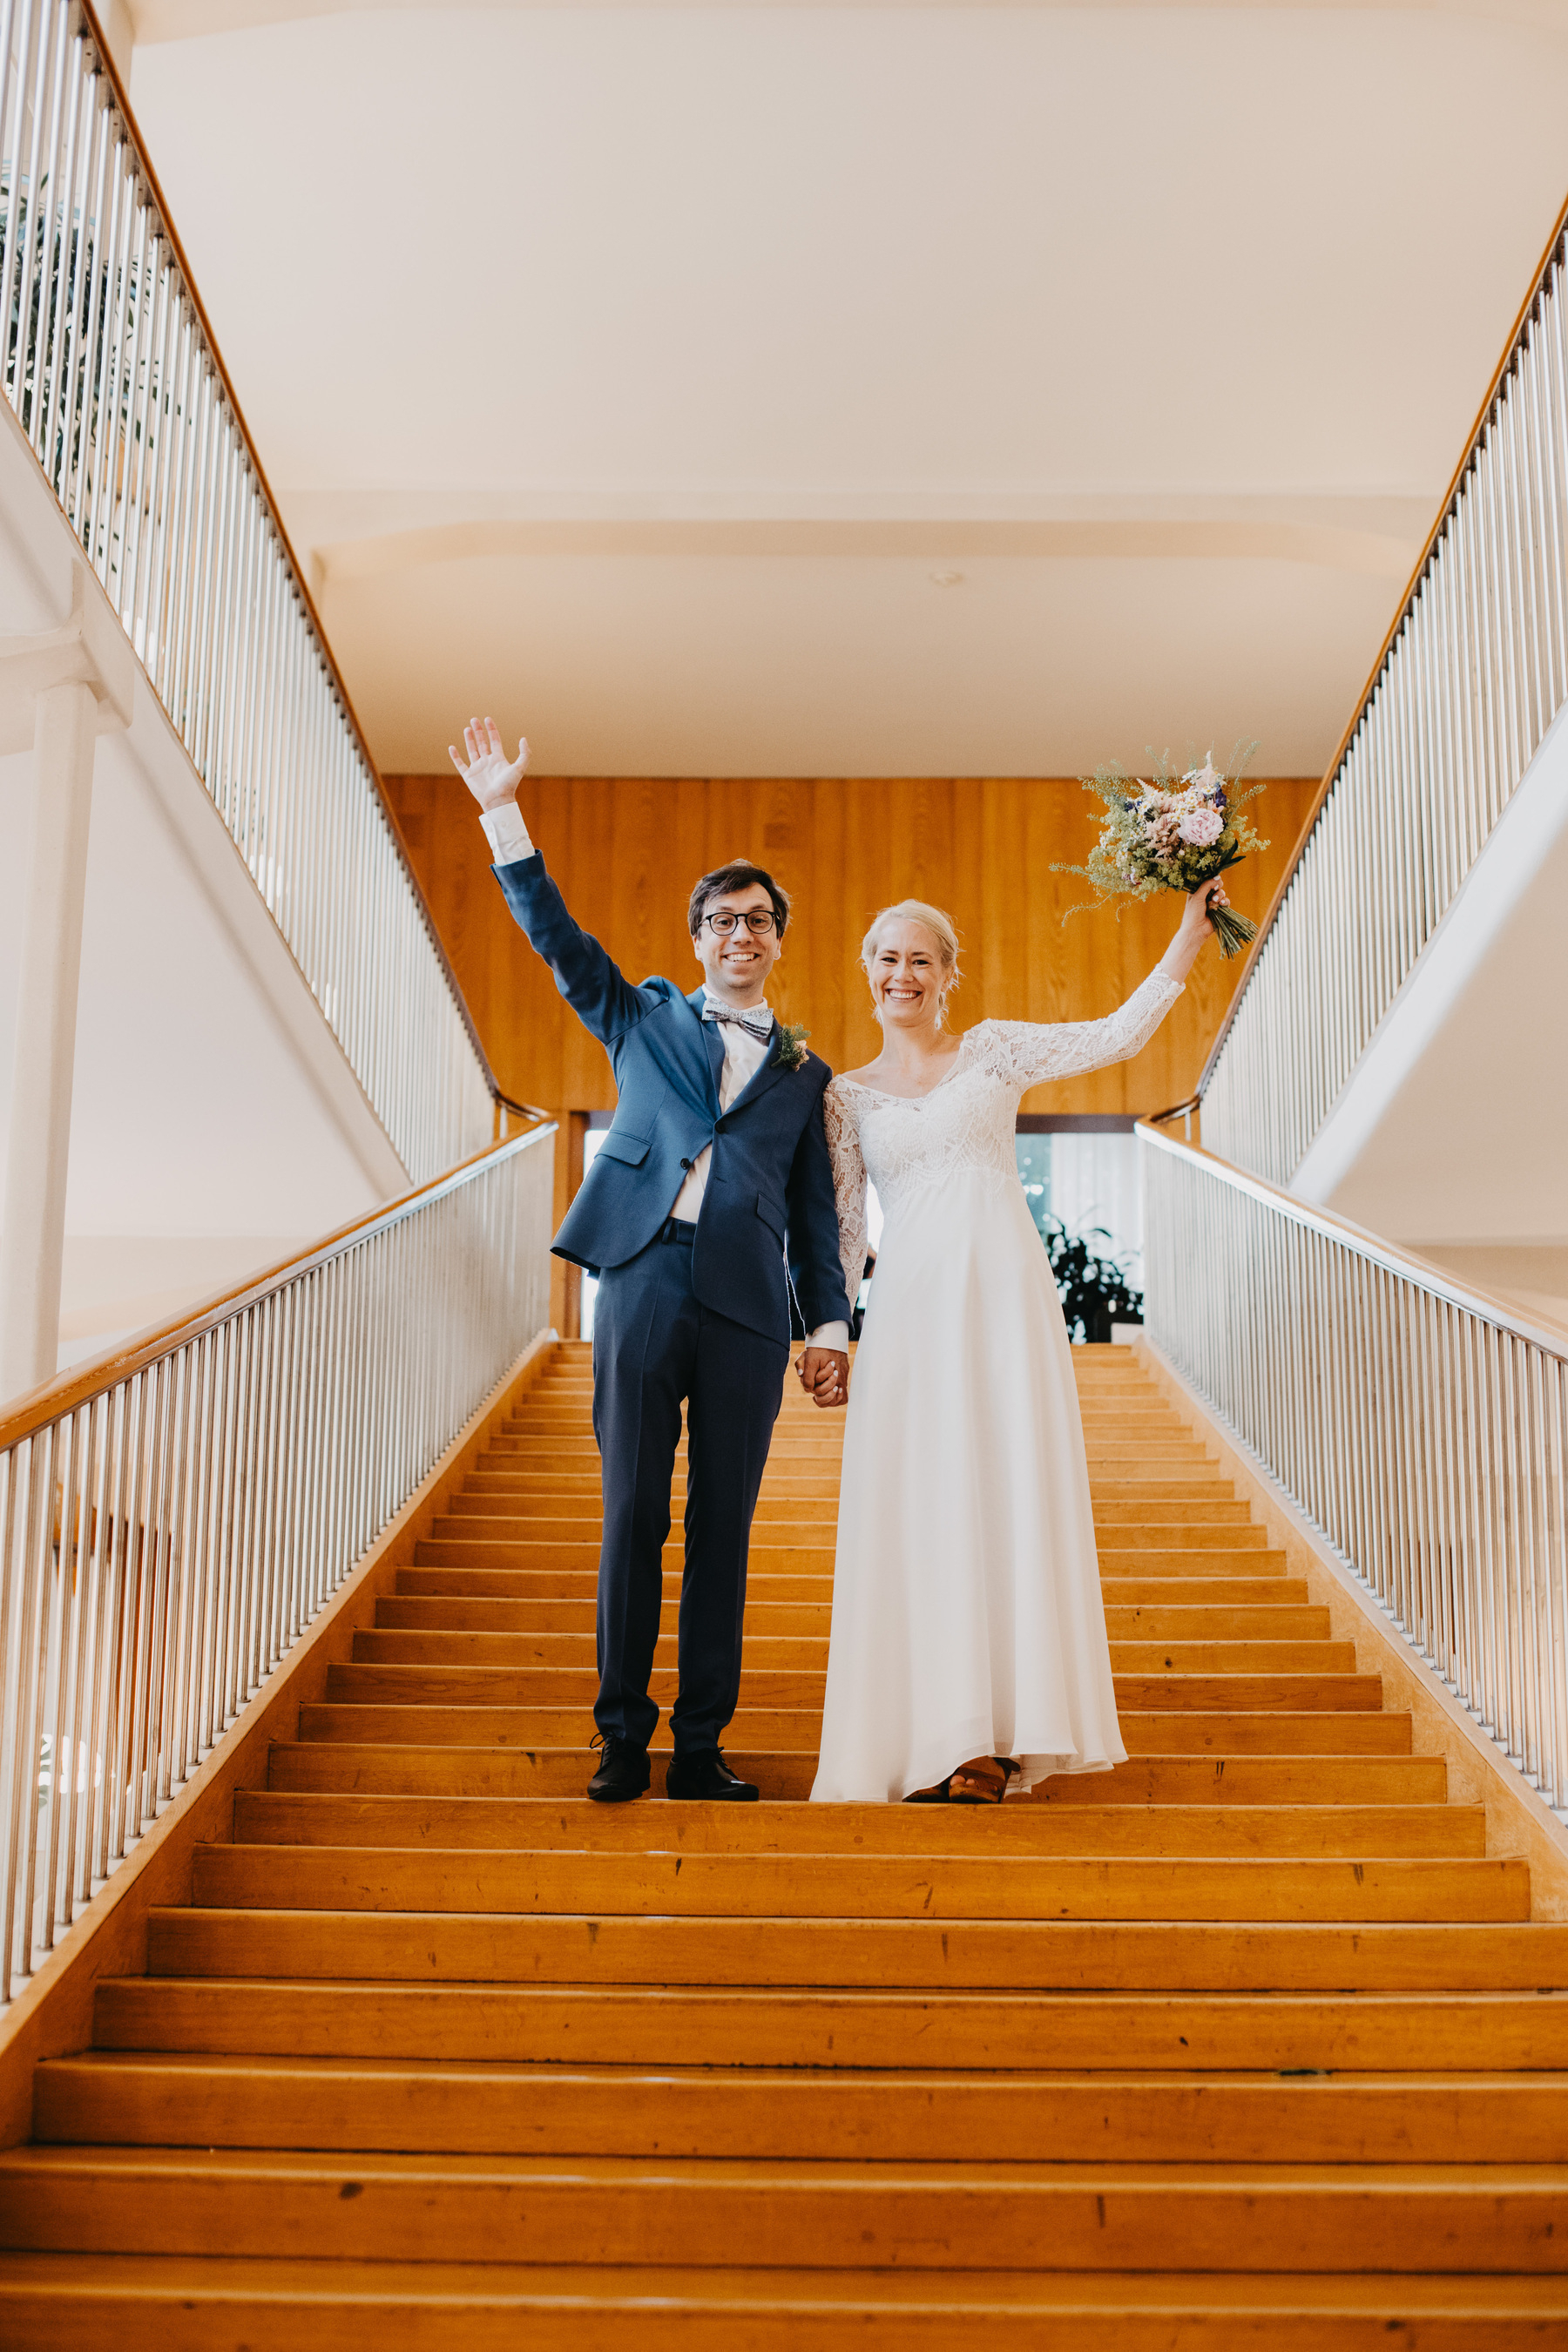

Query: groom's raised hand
[[797, 1346, 849, 1409], [448, 714, 530, 812]]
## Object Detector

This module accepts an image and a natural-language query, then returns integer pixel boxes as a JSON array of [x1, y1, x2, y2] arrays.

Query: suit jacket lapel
[[686, 985, 726, 1112]]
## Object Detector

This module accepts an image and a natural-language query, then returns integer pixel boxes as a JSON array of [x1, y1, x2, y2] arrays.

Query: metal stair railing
[[1139, 1118, 1568, 1818], [0, 1120, 555, 2004]]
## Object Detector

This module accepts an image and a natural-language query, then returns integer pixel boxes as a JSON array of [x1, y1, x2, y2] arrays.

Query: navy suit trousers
[[591, 1224, 789, 1754]]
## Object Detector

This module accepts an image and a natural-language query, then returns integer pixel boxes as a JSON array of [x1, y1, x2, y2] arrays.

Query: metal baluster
[[8, 0, 54, 427], [37, 29, 84, 494], [64, 73, 109, 544]]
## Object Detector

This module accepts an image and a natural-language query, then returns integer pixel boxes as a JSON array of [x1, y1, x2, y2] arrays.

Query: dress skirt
[[810, 1166, 1127, 1803]]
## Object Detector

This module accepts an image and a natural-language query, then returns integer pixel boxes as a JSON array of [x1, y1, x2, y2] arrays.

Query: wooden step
[[372, 1594, 1320, 1635], [8, 2146, 1568, 2274], [447, 1494, 1264, 1533], [88, 1980, 1568, 2071], [1092, 1551, 1289, 1577], [397, 1567, 841, 1603], [320, 1663, 1381, 1713], [143, 1906, 1568, 1990], [294, 1704, 1409, 1753], [344, 1632, 1359, 1677], [227, 1791, 1485, 1857], [265, 1745, 1446, 1805], [392, 1565, 1303, 1605], [413, 1539, 839, 1572], [429, 1510, 1266, 1550], [186, 1844, 1529, 1922], [32, 2050, 1568, 2162], [4, 2251, 1566, 2351], [375, 1597, 835, 1635], [267, 1740, 826, 1797], [465, 1470, 1237, 1502], [463, 1475, 846, 1507]]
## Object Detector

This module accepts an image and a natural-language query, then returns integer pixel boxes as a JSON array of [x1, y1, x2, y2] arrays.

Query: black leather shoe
[[587, 1735, 650, 1803], [666, 1749, 759, 1801]]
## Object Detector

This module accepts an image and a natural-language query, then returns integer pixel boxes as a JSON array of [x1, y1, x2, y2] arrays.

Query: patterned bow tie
[[702, 1000, 773, 1040]]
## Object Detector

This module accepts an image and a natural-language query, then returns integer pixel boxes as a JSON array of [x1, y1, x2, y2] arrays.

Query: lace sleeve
[[983, 969, 1184, 1089], [821, 1082, 870, 1308]]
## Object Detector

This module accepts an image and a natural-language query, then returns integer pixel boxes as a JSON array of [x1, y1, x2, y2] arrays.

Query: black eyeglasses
[[702, 909, 779, 936]]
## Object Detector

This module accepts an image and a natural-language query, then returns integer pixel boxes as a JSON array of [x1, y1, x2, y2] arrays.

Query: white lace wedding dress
[[810, 970, 1183, 1803]]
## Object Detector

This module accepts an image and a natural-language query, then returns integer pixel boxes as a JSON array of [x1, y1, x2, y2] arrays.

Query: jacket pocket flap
[[755, 1192, 787, 1240], [598, 1129, 651, 1167]]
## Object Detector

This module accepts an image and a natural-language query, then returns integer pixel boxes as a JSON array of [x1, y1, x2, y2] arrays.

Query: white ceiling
[[124, 2, 1568, 774]]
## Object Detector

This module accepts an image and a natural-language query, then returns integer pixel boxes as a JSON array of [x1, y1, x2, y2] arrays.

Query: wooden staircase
[[3, 1341, 1566, 2345]]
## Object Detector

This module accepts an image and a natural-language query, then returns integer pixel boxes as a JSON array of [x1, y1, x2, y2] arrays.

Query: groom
[[451, 720, 853, 1803]]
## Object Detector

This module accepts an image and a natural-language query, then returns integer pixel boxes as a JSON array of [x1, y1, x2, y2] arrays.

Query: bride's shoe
[[948, 1756, 1019, 1804], [904, 1777, 952, 1803]]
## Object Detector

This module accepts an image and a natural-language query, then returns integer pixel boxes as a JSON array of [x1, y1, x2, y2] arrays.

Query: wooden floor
[[3, 1341, 1566, 2347]]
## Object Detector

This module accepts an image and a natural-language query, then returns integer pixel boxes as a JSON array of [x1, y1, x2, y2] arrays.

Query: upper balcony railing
[[1200, 192, 1568, 1186], [0, 0, 500, 1179]]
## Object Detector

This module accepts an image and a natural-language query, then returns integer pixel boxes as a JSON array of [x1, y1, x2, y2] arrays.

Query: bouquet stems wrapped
[[1051, 744, 1268, 960]]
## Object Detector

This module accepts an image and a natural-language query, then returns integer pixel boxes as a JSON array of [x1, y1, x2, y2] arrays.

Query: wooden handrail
[[75, 0, 504, 1105], [1195, 179, 1568, 1097], [0, 1117, 556, 1453]]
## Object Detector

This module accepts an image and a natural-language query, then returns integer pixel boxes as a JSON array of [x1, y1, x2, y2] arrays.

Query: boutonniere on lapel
[[774, 1021, 811, 1072]]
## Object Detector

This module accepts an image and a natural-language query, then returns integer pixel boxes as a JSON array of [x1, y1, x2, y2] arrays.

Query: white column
[[0, 683, 98, 1401], [0, 564, 134, 1405]]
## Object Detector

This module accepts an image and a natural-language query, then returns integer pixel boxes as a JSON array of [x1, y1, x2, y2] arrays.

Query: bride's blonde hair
[[861, 900, 963, 1026]]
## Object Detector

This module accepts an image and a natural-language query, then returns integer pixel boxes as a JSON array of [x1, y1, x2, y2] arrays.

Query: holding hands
[[797, 1343, 850, 1409]]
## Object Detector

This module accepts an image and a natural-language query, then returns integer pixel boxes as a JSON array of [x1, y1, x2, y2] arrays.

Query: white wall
[[1292, 705, 1568, 1328], [0, 408, 407, 1389]]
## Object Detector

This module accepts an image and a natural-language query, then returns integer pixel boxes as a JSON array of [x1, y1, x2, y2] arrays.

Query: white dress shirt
[[480, 801, 847, 1351]]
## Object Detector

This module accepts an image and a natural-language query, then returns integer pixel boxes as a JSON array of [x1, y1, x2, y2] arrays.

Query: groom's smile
[[692, 881, 784, 1010]]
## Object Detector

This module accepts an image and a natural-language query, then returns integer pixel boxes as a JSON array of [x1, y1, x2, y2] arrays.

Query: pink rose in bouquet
[[1179, 805, 1223, 848]]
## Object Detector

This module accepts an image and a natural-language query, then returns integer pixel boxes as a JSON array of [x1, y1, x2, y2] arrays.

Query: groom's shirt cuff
[[808, 1322, 849, 1350], [480, 800, 535, 864]]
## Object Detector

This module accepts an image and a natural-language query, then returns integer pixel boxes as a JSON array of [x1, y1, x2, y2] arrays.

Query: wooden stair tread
[[228, 1791, 1487, 1856], [186, 1842, 1529, 1922], [293, 1704, 1414, 1752], [88, 1981, 1568, 2067], [144, 1909, 1568, 1989], [6, 2251, 1568, 2327], [263, 1745, 1447, 1801], [33, 2051, 1568, 2165]]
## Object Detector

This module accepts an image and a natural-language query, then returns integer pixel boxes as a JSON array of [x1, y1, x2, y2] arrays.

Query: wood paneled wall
[[387, 774, 1317, 1119]]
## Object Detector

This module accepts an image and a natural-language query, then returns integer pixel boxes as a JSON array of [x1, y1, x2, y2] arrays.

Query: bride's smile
[[870, 925, 943, 1028], [845, 906, 966, 1100]]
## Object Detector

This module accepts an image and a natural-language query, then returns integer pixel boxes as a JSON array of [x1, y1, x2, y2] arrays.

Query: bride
[[809, 882, 1226, 1805]]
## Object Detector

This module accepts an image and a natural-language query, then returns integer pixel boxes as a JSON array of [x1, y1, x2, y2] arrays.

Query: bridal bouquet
[[1052, 746, 1268, 959]]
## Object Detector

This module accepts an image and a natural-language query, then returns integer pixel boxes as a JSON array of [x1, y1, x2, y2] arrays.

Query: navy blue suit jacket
[[494, 854, 852, 1347]]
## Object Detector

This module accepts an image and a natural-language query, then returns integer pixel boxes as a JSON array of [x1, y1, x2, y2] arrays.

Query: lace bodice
[[822, 970, 1181, 1304]]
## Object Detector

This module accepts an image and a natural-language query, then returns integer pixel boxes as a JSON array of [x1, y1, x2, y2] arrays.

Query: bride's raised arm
[[988, 878, 1223, 1089], [821, 1084, 870, 1312]]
